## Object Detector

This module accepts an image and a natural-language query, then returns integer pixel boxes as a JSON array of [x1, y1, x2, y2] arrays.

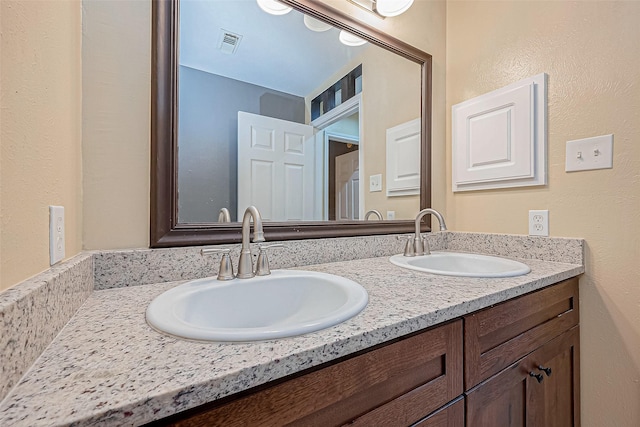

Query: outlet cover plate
[[528, 209, 549, 236]]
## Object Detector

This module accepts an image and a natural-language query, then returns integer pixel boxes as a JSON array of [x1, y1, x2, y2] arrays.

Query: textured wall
[[446, 1, 640, 425], [0, 0, 82, 291], [81, 0, 150, 250]]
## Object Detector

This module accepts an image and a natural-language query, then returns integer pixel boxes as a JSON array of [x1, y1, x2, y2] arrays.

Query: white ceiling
[[179, 0, 369, 97]]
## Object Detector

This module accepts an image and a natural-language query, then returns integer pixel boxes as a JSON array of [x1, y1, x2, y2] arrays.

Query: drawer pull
[[529, 371, 544, 383], [538, 365, 552, 377]]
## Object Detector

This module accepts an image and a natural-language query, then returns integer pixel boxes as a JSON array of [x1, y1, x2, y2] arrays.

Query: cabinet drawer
[[165, 320, 463, 427], [465, 326, 580, 427], [464, 278, 579, 389]]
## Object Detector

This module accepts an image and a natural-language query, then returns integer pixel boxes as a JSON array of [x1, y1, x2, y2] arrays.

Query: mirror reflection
[[177, 0, 421, 223]]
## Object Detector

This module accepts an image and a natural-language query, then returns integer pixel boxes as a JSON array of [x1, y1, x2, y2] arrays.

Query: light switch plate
[[565, 134, 613, 172], [49, 205, 65, 265], [387, 211, 395, 220], [369, 174, 382, 192]]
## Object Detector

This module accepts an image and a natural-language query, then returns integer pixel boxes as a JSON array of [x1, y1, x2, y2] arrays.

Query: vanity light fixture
[[339, 30, 367, 46], [256, 0, 292, 16], [256, 0, 367, 46], [348, 0, 414, 18]]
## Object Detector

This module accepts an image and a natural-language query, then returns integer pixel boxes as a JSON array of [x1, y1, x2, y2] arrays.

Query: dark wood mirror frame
[[151, 0, 432, 247]]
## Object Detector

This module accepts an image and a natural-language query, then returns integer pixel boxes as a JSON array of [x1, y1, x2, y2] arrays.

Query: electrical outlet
[[49, 206, 65, 265], [387, 211, 395, 220], [369, 174, 382, 192], [528, 210, 549, 236]]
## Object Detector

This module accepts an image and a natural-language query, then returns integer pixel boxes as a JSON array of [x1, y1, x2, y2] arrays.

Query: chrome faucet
[[364, 209, 383, 220], [237, 206, 265, 278], [406, 208, 447, 256], [218, 207, 231, 223]]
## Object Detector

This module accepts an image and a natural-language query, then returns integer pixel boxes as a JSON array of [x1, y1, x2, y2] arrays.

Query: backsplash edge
[[444, 231, 584, 265], [92, 231, 584, 290], [0, 253, 94, 403]]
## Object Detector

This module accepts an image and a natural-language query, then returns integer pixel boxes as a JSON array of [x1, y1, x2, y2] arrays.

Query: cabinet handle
[[529, 371, 544, 383], [538, 365, 552, 377]]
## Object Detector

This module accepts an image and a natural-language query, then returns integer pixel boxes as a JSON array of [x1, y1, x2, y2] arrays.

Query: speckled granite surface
[[0, 254, 94, 402], [92, 231, 582, 290], [93, 233, 447, 290], [0, 253, 583, 426], [444, 232, 584, 264]]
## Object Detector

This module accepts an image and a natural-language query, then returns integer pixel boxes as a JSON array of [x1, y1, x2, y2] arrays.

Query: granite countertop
[[0, 254, 583, 426]]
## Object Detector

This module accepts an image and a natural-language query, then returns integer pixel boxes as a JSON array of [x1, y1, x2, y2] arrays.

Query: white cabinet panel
[[452, 73, 547, 192]]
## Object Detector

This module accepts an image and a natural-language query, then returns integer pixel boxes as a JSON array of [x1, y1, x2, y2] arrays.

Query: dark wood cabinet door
[[466, 327, 580, 427], [527, 326, 580, 427], [464, 278, 579, 390], [466, 361, 527, 427]]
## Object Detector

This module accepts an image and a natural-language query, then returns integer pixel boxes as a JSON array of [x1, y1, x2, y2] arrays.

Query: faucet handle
[[397, 235, 416, 257], [201, 248, 235, 280], [420, 234, 431, 256], [255, 244, 284, 276]]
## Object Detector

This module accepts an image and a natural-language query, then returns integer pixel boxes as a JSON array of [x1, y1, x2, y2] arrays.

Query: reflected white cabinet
[[386, 118, 421, 197]]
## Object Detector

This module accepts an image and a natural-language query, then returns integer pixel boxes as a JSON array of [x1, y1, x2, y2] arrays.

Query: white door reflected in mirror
[[237, 112, 316, 221]]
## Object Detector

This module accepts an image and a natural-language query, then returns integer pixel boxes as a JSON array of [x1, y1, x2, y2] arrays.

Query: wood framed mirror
[[151, 0, 432, 247]]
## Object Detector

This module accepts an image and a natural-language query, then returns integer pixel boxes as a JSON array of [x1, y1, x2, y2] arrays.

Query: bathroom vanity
[[155, 277, 579, 426], [0, 232, 584, 426]]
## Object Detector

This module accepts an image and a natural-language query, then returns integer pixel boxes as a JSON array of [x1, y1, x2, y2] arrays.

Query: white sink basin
[[389, 252, 530, 278], [146, 270, 368, 342]]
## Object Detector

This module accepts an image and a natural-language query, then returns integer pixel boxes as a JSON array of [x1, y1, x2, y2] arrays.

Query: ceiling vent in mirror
[[218, 30, 242, 54]]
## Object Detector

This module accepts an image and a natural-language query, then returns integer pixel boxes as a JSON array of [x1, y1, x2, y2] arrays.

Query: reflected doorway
[[330, 142, 359, 220]]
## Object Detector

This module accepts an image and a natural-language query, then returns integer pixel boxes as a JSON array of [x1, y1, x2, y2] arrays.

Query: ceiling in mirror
[[179, 0, 368, 96], [176, 0, 422, 224]]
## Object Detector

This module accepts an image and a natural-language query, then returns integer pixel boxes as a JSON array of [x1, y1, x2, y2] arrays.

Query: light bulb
[[375, 0, 414, 17], [256, 0, 292, 16], [303, 15, 332, 32], [339, 30, 367, 46]]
